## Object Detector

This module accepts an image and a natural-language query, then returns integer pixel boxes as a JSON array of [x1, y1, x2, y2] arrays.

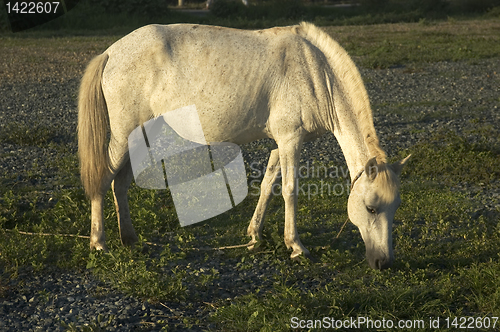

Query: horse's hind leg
[[89, 139, 129, 251], [90, 169, 115, 251], [247, 148, 281, 249], [90, 192, 109, 251], [112, 159, 138, 246]]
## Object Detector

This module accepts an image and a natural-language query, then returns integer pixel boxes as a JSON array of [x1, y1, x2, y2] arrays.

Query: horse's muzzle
[[367, 250, 393, 270]]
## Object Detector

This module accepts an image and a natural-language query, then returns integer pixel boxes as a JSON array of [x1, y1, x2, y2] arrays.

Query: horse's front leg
[[247, 148, 281, 250], [278, 136, 310, 259], [112, 160, 138, 246]]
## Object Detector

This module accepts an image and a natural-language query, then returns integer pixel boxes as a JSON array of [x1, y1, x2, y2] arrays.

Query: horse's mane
[[292, 22, 387, 164]]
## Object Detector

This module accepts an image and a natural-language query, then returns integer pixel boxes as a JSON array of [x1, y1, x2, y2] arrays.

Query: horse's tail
[[78, 53, 110, 199]]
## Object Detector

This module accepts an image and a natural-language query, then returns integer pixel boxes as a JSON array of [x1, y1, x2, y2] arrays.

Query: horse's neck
[[332, 118, 370, 181], [325, 77, 384, 181]]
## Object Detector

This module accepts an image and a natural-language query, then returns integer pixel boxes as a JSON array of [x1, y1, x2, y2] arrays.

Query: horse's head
[[347, 155, 410, 270]]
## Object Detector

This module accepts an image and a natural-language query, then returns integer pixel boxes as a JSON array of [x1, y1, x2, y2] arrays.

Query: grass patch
[[398, 128, 500, 187], [325, 19, 500, 68], [1, 142, 499, 329], [0, 123, 62, 147], [210, 176, 500, 331], [86, 247, 190, 303]]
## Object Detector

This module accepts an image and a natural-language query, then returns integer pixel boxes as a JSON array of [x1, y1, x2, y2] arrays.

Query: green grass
[[0, 123, 62, 147], [399, 128, 500, 187], [1, 169, 499, 330], [1, 128, 499, 330], [325, 19, 500, 68], [1, 18, 500, 331]]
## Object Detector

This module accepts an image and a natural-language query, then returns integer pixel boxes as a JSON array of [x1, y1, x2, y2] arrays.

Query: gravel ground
[[0, 38, 499, 331]]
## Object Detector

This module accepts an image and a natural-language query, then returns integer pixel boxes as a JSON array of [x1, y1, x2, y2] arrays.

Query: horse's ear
[[390, 154, 411, 176], [364, 157, 378, 181]]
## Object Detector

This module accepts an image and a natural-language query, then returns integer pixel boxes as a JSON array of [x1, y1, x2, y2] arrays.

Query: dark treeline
[[1, 0, 499, 32]]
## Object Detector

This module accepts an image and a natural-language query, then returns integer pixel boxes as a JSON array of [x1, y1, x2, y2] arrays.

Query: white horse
[[78, 22, 410, 270]]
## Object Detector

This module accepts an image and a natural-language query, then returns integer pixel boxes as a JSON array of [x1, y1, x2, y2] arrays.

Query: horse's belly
[[149, 71, 274, 145], [153, 95, 272, 145], [197, 108, 271, 144]]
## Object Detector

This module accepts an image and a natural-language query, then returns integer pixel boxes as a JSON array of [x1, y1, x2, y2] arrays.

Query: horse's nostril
[[378, 258, 392, 270]]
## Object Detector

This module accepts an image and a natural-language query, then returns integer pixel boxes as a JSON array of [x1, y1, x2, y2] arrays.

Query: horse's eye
[[366, 206, 376, 214]]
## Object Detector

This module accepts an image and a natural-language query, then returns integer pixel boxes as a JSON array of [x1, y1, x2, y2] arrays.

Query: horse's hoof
[[90, 243, 109, 252], [121, 235, 139, 247], [140, 242, 151, 254], [247, 239, 264, 251], [291, 249, 314, 262]]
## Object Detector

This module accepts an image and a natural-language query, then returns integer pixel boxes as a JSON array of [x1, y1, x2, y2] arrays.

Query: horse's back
[[101, 24, 330, 144]]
